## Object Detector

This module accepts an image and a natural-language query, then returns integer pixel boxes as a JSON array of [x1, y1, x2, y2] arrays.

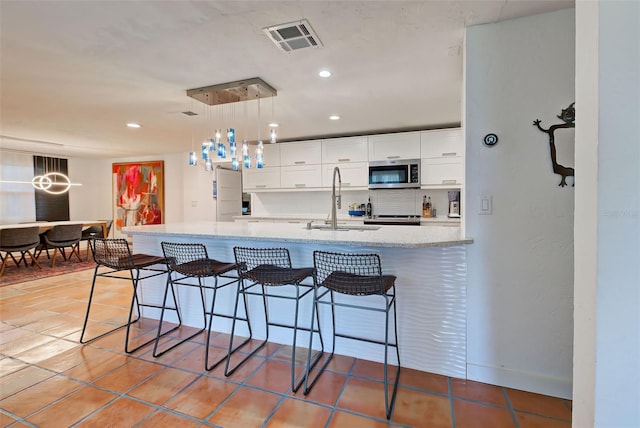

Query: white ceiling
[[0, 1, 573, 159]]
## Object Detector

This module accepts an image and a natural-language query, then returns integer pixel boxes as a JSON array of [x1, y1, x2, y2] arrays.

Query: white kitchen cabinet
[[421, 157, 464, 187], [279, 140, 322, 166], [321, 136, 368, 164], [242, 167, 281, 191], [368, 132, 420, 161], [420, 128, 464, 159], [322, 162, 368, 189], [260, 144, 281, 167], [280, 164, 322, 189]]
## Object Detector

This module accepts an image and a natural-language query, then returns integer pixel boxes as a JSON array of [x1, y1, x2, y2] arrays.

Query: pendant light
[[269, 95, 278, 144]]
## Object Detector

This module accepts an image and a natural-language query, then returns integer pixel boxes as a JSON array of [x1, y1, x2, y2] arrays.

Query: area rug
[[0, 258, 96, 287]]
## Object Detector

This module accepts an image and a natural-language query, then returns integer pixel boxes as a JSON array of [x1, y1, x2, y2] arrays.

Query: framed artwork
[[112, 161, 164, 237]]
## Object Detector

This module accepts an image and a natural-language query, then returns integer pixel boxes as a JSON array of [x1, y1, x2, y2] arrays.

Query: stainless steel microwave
[[368, 159, 421, 189]]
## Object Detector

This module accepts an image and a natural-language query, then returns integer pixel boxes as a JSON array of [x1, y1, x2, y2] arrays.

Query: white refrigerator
[[214, 167, 242, 222]]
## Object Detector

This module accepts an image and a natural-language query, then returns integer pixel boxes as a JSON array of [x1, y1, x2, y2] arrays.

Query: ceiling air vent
[[263, 19, 323, 53]]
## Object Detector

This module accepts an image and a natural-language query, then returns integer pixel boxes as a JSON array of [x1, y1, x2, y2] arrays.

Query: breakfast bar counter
[[124, 221, 472, 378]]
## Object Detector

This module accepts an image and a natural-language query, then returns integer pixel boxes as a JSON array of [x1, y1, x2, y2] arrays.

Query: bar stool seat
[[305, 250, 401, 419], [155, 242, 252, 371], [80, 238, 177, 354], [225, 247, 324, 393]]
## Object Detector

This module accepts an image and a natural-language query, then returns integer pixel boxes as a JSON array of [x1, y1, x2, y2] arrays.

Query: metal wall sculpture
[[533, 102, 575, 187]]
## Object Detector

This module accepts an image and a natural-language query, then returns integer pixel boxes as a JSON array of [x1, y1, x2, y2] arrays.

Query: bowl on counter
[[348, 210, 366, 217]]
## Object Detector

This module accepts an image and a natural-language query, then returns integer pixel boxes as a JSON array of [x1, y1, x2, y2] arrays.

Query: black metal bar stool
[[154, 242, 252, 371], [305, 250, 401, 419], [225, 246, 324, 393], [80, 238, 178, 354]]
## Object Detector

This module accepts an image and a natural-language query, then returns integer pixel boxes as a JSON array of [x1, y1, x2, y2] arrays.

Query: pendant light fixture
[[186, 78, 277, 171], [269, 95, 278, 144]]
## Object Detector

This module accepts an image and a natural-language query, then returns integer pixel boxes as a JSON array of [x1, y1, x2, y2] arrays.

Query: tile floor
[[0, 268, 572, 427]]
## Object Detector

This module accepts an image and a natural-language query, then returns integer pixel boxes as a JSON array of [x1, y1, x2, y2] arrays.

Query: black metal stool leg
[[224, 280, 268, 377], [152, 273, 199, 357], [205, 277, 253, 371], [80, 265, 130, 344]]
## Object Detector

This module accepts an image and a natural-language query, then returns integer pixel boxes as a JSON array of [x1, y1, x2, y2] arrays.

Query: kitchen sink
[[305, 224, 380, 231]]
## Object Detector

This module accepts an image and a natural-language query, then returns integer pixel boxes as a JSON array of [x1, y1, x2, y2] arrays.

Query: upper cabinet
[[321, 136, 368, 164], [420, 128, 464, 188], [368, 132, 421, 161], [420, 128, 463, 159], [242, 167, 281, 191], [261, 144, 281, 167], [279, 140, 322, 166]]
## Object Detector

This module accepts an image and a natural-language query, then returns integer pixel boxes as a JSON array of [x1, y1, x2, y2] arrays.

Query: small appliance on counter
[[448, 191, 461, 218], [348, 203, 366, 217]]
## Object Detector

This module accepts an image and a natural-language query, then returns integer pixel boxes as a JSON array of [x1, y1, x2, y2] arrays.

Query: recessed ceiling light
[[329, 115, 340, 121], [126, 122, 141, 128], [318, 70, 331, 78]]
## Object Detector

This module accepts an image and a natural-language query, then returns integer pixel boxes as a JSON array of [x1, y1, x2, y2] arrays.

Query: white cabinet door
[[280, 165, 322, 189], [260, 144, 281, 167], [322, 136, 368, 163], [420, 128, 464, 158], [421, 157, 464, 186], [368, 131, 421, 161], [322, 162, 368, 189], [242, 167, 281, 191], [279, 141, 322, 166]]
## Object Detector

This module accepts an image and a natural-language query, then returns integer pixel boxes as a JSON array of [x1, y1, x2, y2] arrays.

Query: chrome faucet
[[330, 166, 342, 229]]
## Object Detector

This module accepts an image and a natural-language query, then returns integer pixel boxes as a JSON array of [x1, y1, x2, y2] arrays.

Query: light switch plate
[[479, 194, 492, 215]]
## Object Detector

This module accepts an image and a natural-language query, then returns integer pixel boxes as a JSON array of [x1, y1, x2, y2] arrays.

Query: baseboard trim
[[467, 363, 572, 399]]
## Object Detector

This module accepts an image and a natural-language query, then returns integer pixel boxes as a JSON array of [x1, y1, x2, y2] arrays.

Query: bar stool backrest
[[0, 227, 41, 251], [161, 242, 208, 267], [313, 251, 387, 296], [91, 238, 135, 270], [234, 247, 293, 273]]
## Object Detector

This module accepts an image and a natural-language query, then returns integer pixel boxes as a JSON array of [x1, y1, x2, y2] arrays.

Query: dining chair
[[0, 227, 42, 276], [81, 220, 113, 260], [42, 224, 83, 267]]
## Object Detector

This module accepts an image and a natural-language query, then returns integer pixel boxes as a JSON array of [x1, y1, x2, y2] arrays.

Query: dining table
[[0, 220, 109, 239]]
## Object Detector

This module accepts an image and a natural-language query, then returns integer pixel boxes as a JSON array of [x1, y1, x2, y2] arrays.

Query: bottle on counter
[[366, 197, 372, 218], [422, 195, 428, 217], [424, 196, 432, 218]]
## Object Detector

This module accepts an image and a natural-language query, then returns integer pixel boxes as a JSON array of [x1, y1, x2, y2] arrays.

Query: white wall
[[465, 9, 575, 398], [574, 1, 640, 427], [69, 153, 185, 227]]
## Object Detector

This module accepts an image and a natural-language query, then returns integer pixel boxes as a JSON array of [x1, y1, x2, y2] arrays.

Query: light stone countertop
[[124, 221, 472, 249]]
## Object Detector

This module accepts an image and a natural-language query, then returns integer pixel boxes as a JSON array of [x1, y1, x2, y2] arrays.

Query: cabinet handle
[[287, 221, 300, 224], [441, 179, 457, 184], [295, 183, 306, 187], [342, 182, 350, 186], [248, 220, 260, 223], [294, 161, 306, 165], [442, 152, 457, 157], [255, 184, 267, 188], [338, 158, 350, 162], [387, 155, 400, 159]]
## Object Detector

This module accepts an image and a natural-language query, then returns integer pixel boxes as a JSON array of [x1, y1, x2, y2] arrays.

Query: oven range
[[363, 215, 421, 226]]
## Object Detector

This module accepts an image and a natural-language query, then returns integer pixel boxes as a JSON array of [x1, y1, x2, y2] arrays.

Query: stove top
[[363, 215, 421, 226]]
